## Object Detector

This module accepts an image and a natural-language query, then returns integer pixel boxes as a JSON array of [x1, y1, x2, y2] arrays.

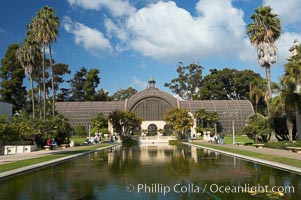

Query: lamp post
[[232, 120, 235, 144], [229, 109, 238, 144]]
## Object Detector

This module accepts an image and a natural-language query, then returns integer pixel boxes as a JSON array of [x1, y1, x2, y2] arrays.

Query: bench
[[252, 144, 264, 148], [235, 142, 244, 146], [286, 147, 301, 153], [61, 144, 70, 149], [44, 145, 57, 150], [44, 145, 50, 150]]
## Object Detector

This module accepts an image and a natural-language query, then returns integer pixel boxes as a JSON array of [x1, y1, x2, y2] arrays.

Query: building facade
[[56, 79, 254, 137], [0, 101, 12, 119]]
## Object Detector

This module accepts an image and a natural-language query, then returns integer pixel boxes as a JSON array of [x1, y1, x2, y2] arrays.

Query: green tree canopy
[[247, 6, 281, 98], [0, 44, 27, 111], [112, 87, 137, 100], [164, 62, 203, 100], [164, 108, 194, 139]]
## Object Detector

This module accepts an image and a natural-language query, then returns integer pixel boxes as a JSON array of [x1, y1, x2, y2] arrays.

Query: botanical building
[[56, 78, 254, 137]]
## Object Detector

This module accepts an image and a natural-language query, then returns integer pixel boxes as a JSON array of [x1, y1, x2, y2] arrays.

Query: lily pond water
[[0, 144, 300, 200]]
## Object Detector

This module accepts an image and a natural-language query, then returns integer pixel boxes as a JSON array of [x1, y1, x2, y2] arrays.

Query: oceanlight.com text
[[125, 183, 295, 195]]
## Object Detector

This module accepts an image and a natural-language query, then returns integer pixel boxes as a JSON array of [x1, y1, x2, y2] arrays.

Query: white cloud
[[67, 0, 136, 17], [131, 77, 147, 90], [263, 0, 301, 27], [276, 32, 301, 63], [63, 16, 112, 55], [123, 0, 249, 62]]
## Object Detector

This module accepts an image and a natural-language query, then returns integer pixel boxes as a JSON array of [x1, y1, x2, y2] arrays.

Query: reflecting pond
[[0, 144, 300, 199]]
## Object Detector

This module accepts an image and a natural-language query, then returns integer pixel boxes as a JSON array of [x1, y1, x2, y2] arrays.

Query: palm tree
[[27, 6, 60, 119], [247, 6, 281, 98], [281, 45, 301, 141], [15, 40, 40, 118], [247, 6, 281, 142], [249, 78, 266, 113]]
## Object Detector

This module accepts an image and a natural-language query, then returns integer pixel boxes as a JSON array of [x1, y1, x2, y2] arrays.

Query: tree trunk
[[39, 84, 42, 118], [42, 46, 46, 120], [49, 45, 55, 116], [265, 64, 272, 98], [30, 77, 35, 118]]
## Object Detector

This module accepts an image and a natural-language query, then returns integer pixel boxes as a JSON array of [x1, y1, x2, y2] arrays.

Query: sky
[[1, 0, 301, 95]]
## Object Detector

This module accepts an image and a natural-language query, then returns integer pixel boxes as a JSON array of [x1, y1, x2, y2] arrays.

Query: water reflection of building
[[56, 78, 254, 137], [107, 145, 253, 181], [108, 145, 178, 164]]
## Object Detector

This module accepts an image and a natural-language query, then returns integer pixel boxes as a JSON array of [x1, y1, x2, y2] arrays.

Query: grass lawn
[[191, 142, 301, 168], [223, 135, 254, 144], [0, 143, 111, 173]]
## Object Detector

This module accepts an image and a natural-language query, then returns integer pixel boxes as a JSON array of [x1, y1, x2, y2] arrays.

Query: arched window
[[148, 124, 157, 136], [164, 124, 172, 136]]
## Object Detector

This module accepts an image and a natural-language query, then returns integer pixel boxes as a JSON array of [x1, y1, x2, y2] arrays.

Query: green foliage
[[199, 68, 264, 101], [112, 87, 137, 100], [264, 140, 301, 149], [74, 125, 87, 137], [164, 108, 194, 139], [84, 68, 100, 101], [91, 112, 108, 133], [109, 110, 142, 135], [69, 67, 101, 101], [242, 113, 272, 143], [0, 44, 27, 111], [52, 63, 71, 102], [246, 6, 281, 46], [121, 136, 138, 147], [69, 67, 87, 101], [0, 115, 19, 152], [168, 140, 182, 145], [164, 62, 204, 100], [194, 109, 218, 134]]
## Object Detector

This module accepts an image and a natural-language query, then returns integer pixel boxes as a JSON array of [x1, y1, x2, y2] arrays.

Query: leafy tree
[[194, 109, 218, 134], [0, 115, 18, 154], [0, 44, 27, 112], [91, 113, 108, 133], [51, 114, 73, 144], [109, 110, 142, 136], [69, 67, 87, 101], [242, 113, 272, 143], [247, 6, 281, 99], [199, 68, 263, 101], [164, 62, 203, 100], [52, 63, 71, 101], [74, 125, 87, 137], [112, 87, 137, 100], [83, 68, 100, 101], [96, 89, 112, 101], [164, 108, 194, 139]]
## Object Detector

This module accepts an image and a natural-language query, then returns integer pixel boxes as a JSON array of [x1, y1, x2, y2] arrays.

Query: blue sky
[[1, 0, 301, 95]]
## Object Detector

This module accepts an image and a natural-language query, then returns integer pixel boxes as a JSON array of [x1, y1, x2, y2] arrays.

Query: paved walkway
[[0, 144, 110, 165], [187, 140, 301, 174], [0, 144, 116, 179]]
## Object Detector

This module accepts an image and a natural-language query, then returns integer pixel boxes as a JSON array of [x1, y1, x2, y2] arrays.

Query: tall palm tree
[[247, 6, 281, 142], [27, 6, 60, 119], [247, 6, 281, 98], [15, 40, 40, 118]]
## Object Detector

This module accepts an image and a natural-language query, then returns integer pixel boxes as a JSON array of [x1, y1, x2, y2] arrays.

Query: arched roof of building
[[55, 101, 125, 130], [180, 100, 254, 134], [126, 87, 177, 111]]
